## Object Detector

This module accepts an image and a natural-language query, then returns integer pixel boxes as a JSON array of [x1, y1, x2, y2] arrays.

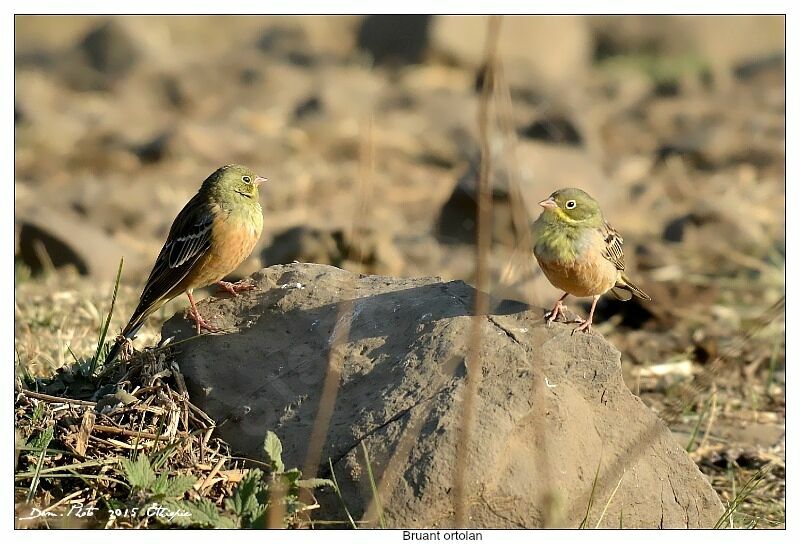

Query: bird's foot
[[544, 301, 568, 326], [216, 279, 256, 296], [186, 308, 221, 335], [571, 319, 593, 335]]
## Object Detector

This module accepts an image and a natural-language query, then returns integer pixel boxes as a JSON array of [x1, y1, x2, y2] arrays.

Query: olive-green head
[[537, 187, 603, 224], [202, 164, 267, 200]]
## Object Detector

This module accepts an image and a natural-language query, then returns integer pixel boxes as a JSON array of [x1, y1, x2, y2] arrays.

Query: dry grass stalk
[[453, 15, 502, 528]]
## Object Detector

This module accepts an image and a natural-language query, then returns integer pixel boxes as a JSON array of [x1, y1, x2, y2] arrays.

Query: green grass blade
[[25, 427, 54, 502], [713, 464, 771, 529], [579, 455, 602, 529], [90, 258, 123, 376], [328, 458, 357, 529], [595, 471, 625, 528], [360, 441, 386, 529], [685, 393, 712, 453]]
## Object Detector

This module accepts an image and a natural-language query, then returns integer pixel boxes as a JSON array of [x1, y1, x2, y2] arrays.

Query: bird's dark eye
[[242, 176, 251, 184], [565, 200, 577, 209]]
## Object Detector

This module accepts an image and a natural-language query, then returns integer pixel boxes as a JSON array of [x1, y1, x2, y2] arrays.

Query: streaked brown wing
[[122, 194, 214, 334], [600, 220, 626, 271]]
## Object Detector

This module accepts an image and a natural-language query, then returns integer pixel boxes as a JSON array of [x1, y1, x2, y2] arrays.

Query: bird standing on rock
[[105, 164, 266, 365], [532, 188, 650, 333]]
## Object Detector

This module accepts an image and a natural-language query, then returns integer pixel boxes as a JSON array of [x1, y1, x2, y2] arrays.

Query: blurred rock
[[261, 225, 404, 276], [62, 19, 141, 90], [431, 16, 591, 91], [357, 15, 432, 65], [164, 263, 724, 528], [588, 16, 784, 87], [16, 208, 125, 278], [132, 132, 174, 164], [733, 53, 785, 82], [519, 115, 583, 146], [14, 103, 24, 124], [437, 140, 609, 246], [256, 25, 315, 66], [159, 74, 193, 110], [80, 20, 140, 76], [293, 95, 323, 121]]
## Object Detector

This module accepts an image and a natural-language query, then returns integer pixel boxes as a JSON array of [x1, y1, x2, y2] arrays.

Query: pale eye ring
[[242, 176, 252, 184], [565, 200, 577, 209]]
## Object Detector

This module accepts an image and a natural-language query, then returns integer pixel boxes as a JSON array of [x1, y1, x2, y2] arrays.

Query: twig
[[92, 425, 171, 441], [19, 389, 96, 407], [196, 457, 225, 493]]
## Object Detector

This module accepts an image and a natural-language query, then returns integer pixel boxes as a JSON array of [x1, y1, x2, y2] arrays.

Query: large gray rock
[[162, 263, 723, 528]]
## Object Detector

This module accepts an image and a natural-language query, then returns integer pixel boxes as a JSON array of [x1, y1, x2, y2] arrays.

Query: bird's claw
[[216, 280, 256, 296], [186, 308, 221, 334], [545, 302, 568, 326], [571, 320, 593, 335]]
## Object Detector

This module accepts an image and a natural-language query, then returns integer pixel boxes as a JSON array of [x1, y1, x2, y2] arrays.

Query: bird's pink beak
[[254, 176, 268, 187], [539, 197, 557, 209]]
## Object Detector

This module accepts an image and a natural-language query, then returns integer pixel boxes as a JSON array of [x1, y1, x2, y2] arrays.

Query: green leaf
[[297, 477, 334, 489], [121, 455, 156, 490], [150, 440, 182, 471], [151, 473, 196, 498], [263, 431, 284, 473], [162, 475, 197, 498], [281, 467, 302, 486], [27, 426, 54, 451], [225, 468, 267, 524], [31, 402, 45, 426], [161, 498, 236, 528]]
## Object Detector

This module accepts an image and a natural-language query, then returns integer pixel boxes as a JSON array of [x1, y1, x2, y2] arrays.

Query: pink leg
[[572, 295, 599, 334], [545, 292, 578, 326], [186, 291, 220, 334], [216, 279, 256, 296]]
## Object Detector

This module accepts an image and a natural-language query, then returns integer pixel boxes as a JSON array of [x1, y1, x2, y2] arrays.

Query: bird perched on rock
[[532, 188, 650, 333], [105, 164, 266, 364]]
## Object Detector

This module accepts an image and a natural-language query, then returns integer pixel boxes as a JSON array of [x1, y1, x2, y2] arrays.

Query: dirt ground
[[14, 15, 785, 527]]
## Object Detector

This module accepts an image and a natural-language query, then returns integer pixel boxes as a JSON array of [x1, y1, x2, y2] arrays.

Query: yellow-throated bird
[[105, 164, 265, 364], [532, 188, 650, 333]]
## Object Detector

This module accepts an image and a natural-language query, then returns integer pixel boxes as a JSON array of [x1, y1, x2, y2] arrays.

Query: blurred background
[[14, 15, 784, 525]]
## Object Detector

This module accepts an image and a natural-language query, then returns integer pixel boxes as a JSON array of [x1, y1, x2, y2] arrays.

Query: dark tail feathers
[[612, 274, 651, 301]]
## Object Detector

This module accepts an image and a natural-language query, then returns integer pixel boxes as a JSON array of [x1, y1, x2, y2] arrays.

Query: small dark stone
[[733, 52, 785, 81], [256, 26, 314, 66], [357, 15, 432, 66], [239, 68, 262, 86], [78, 20, 139, 77], [653, 80, 680, 97], [160, 75, 190, 109], [655, 145, 714, 170], [293, 96, 323, 120], [662, 210, 721, 243], [663, 213, 693, 243], [519, 116, 583, 146], [133, 132, 172, 164], [14, 50, 56, 70]]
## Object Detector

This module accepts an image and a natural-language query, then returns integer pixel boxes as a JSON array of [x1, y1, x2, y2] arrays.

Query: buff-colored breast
[[184, 203, 263, 290], [534, 228, 619, 297]]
